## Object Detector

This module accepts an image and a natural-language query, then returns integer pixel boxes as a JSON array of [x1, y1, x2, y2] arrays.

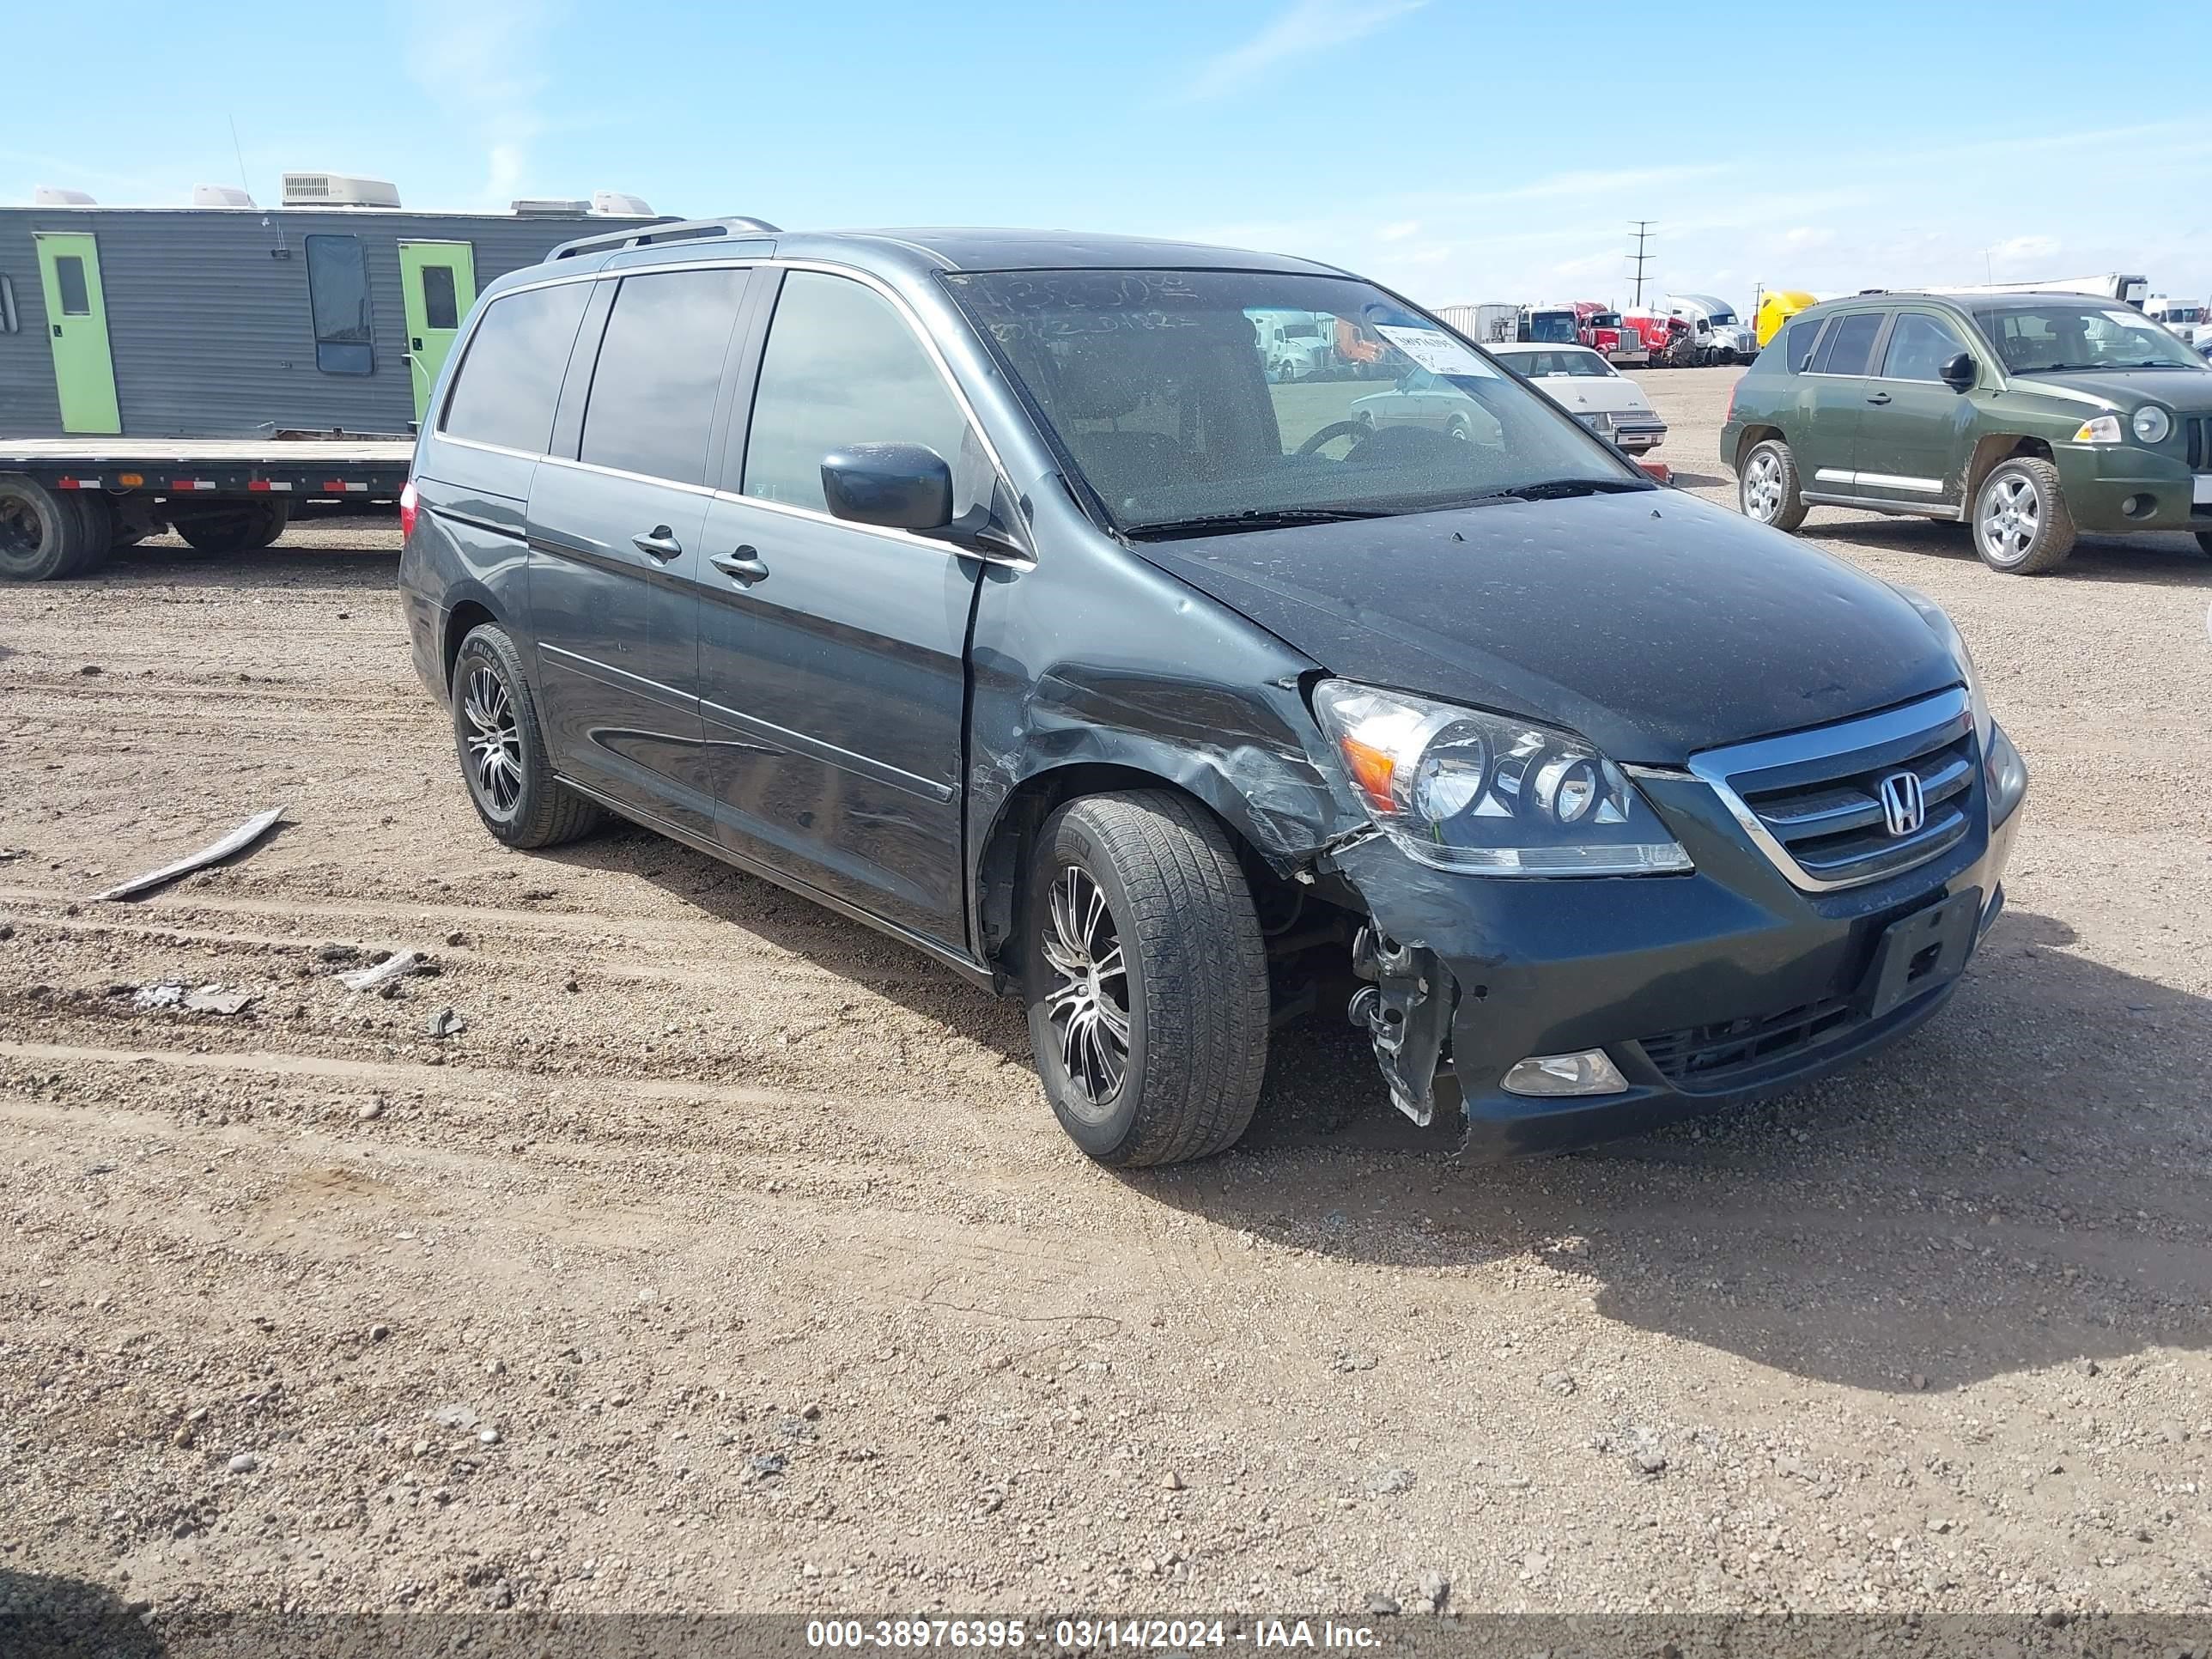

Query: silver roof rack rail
[[549, 215, 781, 261]]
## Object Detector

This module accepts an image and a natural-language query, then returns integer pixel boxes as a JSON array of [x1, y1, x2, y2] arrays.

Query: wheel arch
[[1964, 434, 2055, 503], [1734, 422, 1785, 471], [973, 757, 1322, 981], [441, 591, 505, 693]]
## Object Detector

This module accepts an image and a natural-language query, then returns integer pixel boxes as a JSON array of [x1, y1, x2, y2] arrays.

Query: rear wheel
[[1972, 457, 2075, 574], [2194, 531, 2212, 559], [172, 499, 291, 555], [450, 623, 603, 849], [1022, 791, 1271, 1167], [0, 475, 104, 581], [1738, 438, 1808, 531]]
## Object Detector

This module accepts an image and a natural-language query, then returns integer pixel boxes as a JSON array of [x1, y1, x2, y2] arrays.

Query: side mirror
[[1939, 352, 1977, 392], [820, 443, 953, 533]]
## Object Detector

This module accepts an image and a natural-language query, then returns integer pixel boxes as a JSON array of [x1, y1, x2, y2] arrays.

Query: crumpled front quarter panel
[[963, 481, 1364, 950]]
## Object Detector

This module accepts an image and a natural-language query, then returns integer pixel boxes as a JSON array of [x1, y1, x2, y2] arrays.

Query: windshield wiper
[[1125, 506, 1390, 539], [1448, 477, 1650, 506]]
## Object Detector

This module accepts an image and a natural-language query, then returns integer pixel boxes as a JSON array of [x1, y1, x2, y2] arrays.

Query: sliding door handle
[[632, 526, 684, 560], [710, 547, 770, 586]]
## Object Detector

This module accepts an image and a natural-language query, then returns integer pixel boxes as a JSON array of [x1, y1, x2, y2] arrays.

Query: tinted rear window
[[580, 269, 748, 486], [441, 282, 593, 454], [1810, 312, 1882, 376]]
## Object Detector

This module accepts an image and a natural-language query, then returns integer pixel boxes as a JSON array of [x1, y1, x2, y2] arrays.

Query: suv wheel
[[450, 623, 603, 848], [1973, 457, 2076, 574], [1739, 439, 1808, 531], [1023, 791, 1270, 1167]]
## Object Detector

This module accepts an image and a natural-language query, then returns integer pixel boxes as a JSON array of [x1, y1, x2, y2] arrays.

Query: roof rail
[[549, 215, 781, 262]]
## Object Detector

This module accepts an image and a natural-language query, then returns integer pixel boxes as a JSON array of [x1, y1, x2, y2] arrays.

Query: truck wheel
[[1739, 439, 1808, 532], [2194, 531, 2212, 559], [64, 494, 117, 577], [1972, 458, 2076, 574], [0, 475, 104, 581], [172, 500, 290, 555], [1022, 791, 1270, 1167], [451, 623, 604, 849]]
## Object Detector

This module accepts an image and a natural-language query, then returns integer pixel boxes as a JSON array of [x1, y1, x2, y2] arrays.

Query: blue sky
[[7, 0, 2208, 312]]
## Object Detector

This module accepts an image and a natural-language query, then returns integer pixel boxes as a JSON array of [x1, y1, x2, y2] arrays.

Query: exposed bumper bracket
[[1347, 924, 1457, 1127]]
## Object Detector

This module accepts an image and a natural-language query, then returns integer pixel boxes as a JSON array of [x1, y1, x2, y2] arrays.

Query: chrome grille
[[1688, 689, 1978, 891]]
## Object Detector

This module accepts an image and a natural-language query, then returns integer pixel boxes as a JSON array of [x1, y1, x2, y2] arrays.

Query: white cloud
[[1376, 219, 1422, 241], [1990, 234, 2061, 265], [404, 0, 555, 207], [1781, 226, 1834, 249], [1185, 0, 1425, 100]]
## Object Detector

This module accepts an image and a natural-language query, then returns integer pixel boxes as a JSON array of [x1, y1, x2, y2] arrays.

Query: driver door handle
[[1866, 392, 1893, 404], [710, 547, 770, 586], [632, 526, 684, 561]]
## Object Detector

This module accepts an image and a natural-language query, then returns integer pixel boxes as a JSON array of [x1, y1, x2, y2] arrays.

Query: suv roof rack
[[549, 215, 781, 262]]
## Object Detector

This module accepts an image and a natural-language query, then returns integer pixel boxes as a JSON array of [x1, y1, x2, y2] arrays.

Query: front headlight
[[1310, 680, 1692, 876], [2071, 414, 2124, 443], [2131, 404, 2171, 443]]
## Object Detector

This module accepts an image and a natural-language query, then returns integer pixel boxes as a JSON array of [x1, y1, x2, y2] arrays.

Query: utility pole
[[1628, 221, 1656, 307]]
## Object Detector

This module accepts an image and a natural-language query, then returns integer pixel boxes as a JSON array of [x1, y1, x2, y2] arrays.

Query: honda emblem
[[1878, 770, 1927, 838]]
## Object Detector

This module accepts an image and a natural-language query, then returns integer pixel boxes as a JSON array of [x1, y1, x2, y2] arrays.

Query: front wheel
[[2193, 530, 2212, 559], [1973, 457, 2076, 574], [1739, 438, 1808, 531], [1023, 792, 1270, 1167]]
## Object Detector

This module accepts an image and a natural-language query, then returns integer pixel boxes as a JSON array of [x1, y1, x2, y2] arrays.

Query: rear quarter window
[[441, 283, 595, 454], [1783, 317, 1826, 373], [1809, 312, 1883, 376]]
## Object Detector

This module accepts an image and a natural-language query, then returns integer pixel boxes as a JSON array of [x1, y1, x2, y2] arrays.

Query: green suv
[[1721, 290, 2212, 573]]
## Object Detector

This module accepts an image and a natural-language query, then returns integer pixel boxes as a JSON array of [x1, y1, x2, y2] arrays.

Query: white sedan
[[1485, 343, 1668, 453]]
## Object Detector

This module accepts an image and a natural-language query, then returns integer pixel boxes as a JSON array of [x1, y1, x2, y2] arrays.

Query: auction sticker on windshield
[[1375, 325, 1498, 377]]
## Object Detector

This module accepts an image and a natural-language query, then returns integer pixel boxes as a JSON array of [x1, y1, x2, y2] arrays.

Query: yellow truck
[[1755, 289, 1817, 347]]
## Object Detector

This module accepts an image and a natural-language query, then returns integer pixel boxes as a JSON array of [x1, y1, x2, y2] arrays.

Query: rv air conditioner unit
[[33, 185, 97, 205], [281, 172, 402, 209], [511, 198, 592, 217], [192, 184, 256, 208], [592, 191, 655, 216]]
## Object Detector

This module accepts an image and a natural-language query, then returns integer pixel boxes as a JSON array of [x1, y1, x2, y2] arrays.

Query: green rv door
[[397, 240, 477, 421], [33, 232, 121, 434]]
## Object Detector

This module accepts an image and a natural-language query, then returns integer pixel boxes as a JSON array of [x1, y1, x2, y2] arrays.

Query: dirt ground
[[3, 369, 2211, 1632]]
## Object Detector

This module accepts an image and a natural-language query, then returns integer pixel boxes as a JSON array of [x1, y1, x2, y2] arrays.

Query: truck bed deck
[[0, 437, 415, 465]]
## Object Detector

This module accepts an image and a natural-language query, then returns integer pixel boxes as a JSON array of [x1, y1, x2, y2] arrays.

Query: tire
[[1022, 791, 1270, 1167], [450, 623, 604, 849], [0, 473, 100, 581], [1972, 457, 2076, 574], [172, 499, 290, 555], [1739, 438, 1808, 531], [63, 494, 116, 578], [2194, 531, 2212, 559]]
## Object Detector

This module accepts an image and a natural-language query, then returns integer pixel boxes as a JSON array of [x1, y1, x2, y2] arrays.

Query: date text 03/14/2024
[[803, 1620, 1383, 1650]]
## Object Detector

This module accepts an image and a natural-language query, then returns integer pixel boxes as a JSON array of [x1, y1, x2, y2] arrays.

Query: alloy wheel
[[1978, 472, 2040, 566], [1742, 448, 1784, 521], [461, 666, 524, 816], [1040, 866, 1130, 1118]]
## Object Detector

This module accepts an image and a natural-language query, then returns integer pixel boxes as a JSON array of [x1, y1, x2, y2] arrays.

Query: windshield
[[1975, 303, 2205, 371], [2160, 306, 2203, 324], [1525, 312, 1579, 343], [945, 269, 1640, 535], [1590, 312, 1621, 329]]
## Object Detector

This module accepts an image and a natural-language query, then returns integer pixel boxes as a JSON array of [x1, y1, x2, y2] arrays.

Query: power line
[[1628, 221, 1656, 307]]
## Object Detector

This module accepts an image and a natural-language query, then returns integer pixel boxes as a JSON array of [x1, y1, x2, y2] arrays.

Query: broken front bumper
[[1329, 770, 2021, 1158]]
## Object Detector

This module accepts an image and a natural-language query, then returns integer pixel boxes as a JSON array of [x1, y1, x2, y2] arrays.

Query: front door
[[1853, 309, 1978, 511], [397, 240, 477, 422], [695, 267, 994, 949], [33, 232, 121, 434]]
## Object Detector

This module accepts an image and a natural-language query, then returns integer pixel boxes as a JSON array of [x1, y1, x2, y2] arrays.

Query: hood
[[2006, 366, 2212, 413], [1133, 489, 1959, 766]]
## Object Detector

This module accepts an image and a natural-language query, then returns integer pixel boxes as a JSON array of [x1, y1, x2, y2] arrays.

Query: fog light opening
[[2119, 494, 2154, 520], [1500, 1049, 1631, 1097]]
